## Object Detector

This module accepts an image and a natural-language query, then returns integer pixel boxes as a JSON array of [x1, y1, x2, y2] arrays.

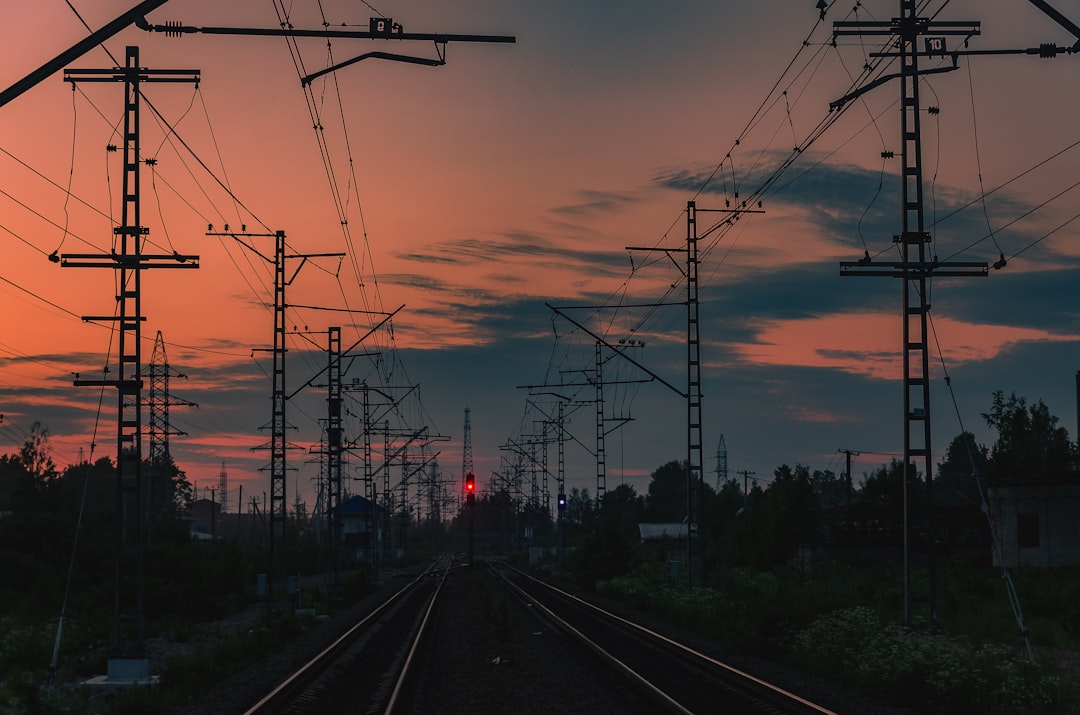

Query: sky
[[1, 0, 1079, 517]]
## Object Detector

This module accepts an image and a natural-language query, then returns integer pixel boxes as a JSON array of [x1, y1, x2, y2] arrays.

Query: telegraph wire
[[0, 273, 84, 321], [943, 172, 1080, 263], [964, 59, 1005, 256], [0, 145, 111, 224], [0, 185, 98, 253], [194, 88, 245, 226], [54, 81, 79, 256], [1007, 208, 1080, 261], [926, 304, 1035, 660]]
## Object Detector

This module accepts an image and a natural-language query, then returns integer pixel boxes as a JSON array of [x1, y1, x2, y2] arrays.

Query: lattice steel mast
[[833, 3, 987, 628], [208, 228, 342, 604], [61, 46, 199, 682]]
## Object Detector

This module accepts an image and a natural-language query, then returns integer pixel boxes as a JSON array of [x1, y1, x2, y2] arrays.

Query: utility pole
[[833, 3, 988, 629], [593, 339, 647, 510], [210, 227, 342, 612], [326, 327, 343, 588], [686, 201, 704, 588], [623, 200, 752, 587], [838, 448, 860, 544], [594, 341, 606, 508], [462, 407, 475, 566], [739, 470, 757, 498], [217, 462, 228, 515], [361, 383, 374, 567], [61, 46, 199, 685], [831, 0, 1080, 636], [556, 401, 566, 567]]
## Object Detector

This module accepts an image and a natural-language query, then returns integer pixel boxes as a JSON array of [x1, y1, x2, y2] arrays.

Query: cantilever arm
[[831, 64, 958, 111], [302, 51, 445, 86]]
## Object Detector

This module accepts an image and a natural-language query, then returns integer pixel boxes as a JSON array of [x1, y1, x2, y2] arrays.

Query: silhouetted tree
[[570, 484, 646, 587], [19, 421, 57, 483], [564, 487, 596, 541], [935, 431, 989, 503], [599, 483, 645, 543], [982, 391, 1077, 484], [853, 459, 914, 544], [645, 460, 687, 522]]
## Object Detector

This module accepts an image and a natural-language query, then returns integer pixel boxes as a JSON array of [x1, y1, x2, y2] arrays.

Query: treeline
[[457, 390, 1080, 584]]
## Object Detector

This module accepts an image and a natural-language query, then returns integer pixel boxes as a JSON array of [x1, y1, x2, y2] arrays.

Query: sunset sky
[[2, 0, 1079, 515]]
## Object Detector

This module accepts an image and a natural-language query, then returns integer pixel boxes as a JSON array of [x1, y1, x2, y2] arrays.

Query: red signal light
[[465, 473, 475, 493]]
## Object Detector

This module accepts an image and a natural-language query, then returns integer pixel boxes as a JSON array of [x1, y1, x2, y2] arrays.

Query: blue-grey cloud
[[552, 189, 638, 217]]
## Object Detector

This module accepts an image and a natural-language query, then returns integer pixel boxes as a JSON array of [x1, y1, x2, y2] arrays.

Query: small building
[[186, 498, 253, 541], [989, 483, 1080, 568], [638, 522, 690, 580], [341, 495, 387, 563], [188, 498, 224, 540]]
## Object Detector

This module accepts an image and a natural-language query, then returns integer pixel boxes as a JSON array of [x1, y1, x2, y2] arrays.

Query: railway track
[[242, 556, 454, 715], [241, 557, 838, 714], [494, 562, 838, 715]]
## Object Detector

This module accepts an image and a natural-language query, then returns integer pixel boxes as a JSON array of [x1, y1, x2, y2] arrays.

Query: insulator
[[106, 144, 117, 153], [1039, 43, 1058, 59], [165, 20, 183, 38], [927, 106, 940, 115], [881, 150, 894, 159]]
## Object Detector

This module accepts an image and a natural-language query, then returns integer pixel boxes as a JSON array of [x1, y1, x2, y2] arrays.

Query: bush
[[793, 607, 1066, 713]]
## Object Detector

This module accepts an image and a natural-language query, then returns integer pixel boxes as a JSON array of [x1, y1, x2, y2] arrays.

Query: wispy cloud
[[729, 311, 1080, 380], [552, 189, 638, 217]]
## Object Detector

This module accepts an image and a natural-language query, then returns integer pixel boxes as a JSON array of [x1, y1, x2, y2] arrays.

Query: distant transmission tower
[[714, 435, 728, 490], [218, 462, 228, 514], [147, 330, 196, 467]]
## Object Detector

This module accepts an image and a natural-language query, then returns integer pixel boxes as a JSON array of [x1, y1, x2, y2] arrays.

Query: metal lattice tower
[[362, 383, 374, 565], [461, 406, 474, 489], [268, 231, 288, 591], [686, 200, 705, 588], [326, 327, 343, 585], [594, 341, 607, 507], [217, 462, 228, 514], [207, 227, 341, 598], [146, 329, 195, 523], [61, 46, 199, 680], [715, 435, 728, 491], [834, 3, 987, 627], [147, 331, 183, 466], [556, 402, 566, 563], [541, 424, 550, 515]]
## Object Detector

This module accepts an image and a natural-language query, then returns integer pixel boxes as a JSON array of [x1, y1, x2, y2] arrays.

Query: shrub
[[793, 607, 1066, 713]]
